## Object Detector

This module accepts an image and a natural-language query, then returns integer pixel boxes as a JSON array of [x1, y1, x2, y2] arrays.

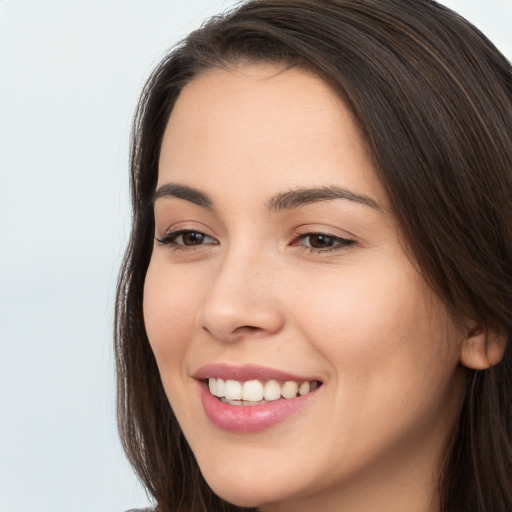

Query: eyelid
[[293, 223, 357, 238], [155, 225, 219, 248], [155, 220, 216, 239], [291, 227, 357, 254]]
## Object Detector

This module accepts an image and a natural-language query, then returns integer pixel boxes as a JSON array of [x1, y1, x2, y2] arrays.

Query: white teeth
[[215, 378, 225, 397], [281, 381, 299, 399], [224, 379, 242, 400], [223, 399, 243, 406], [299, 381, 310, 396], [263, 380, 281, 401], [221, 398, 269, 406], [242, 399, 267, 406], [242, 380, 264, 401], [208, 377, 320, 403]]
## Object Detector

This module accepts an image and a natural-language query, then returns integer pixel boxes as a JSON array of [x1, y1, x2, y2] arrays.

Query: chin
[[205, 478, 269, 508], [199, 461, 298, 509]]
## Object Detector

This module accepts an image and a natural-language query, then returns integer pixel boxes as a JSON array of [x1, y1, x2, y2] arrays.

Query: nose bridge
[[196, 238, 283, 341]]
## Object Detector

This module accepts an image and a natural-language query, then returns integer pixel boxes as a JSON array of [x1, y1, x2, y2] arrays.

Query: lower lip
[[198, 381, 318, 433]]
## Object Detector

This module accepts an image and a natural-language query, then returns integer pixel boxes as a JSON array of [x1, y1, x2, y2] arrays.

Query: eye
[[294, 233, 355, 253], [156, 229, 218, 248]]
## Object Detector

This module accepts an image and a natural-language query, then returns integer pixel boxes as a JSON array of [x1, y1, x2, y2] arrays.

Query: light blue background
[[0, 1, 510, 511]]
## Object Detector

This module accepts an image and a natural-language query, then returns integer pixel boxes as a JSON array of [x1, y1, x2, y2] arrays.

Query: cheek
[[289, 261, 461, 392], [291, 263, 415, 341], [285, 263, 464, 467], [143, 258, 202, 369]]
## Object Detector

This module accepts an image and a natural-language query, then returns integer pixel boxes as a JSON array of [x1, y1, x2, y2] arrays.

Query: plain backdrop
[[0, 1, 511, 511]]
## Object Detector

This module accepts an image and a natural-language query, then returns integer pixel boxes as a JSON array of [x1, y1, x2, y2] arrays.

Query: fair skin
[[143, 64, 493, 512]]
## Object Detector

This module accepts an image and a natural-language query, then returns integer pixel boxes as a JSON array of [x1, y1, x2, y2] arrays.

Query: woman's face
[[143, 64, 467, 511]]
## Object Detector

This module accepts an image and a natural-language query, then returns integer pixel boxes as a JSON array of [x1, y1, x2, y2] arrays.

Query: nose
[[196, 248, 285, 343]]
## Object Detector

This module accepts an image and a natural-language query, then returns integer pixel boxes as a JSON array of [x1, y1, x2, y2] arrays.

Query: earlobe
[[460, 326, 507, 370]]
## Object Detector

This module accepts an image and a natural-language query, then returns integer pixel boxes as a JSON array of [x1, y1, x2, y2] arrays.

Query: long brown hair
[[115, 1, 512, 510]]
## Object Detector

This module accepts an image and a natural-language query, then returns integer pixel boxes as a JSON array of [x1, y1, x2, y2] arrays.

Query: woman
[[115, 1, 512, 511]]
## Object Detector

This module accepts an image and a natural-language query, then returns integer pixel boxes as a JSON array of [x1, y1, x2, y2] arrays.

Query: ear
[[460, 325, 507, 370]]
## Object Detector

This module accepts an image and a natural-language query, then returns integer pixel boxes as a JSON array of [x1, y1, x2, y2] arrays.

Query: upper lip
[[194, 363, 320, 383]]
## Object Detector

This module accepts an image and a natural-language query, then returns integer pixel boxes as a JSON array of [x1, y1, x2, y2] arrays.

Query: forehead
[[158, 64, 386, 208]]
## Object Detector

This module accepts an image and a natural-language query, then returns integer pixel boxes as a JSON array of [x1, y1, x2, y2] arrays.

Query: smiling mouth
[[207, 378, 322, 406]]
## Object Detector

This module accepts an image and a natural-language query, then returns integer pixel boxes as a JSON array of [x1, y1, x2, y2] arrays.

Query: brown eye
[[181, 231, 206, 245], [295, 233, 355, 252], [306, 234, 336, 248], [156, 230, 218, 248]]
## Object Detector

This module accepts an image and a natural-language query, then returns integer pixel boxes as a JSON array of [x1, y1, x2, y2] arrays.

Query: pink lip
[[194, 363, 319, 382], [194, 364, 321, 433]]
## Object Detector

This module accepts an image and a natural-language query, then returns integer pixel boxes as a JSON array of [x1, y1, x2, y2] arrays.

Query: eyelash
[[156, 230, 218, 250], [156, 229, 355, 254], [293, 232, 355, 253]]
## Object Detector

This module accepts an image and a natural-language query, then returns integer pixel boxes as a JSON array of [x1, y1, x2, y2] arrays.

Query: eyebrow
[[152, 183, 213, 209], [267, 186, 380, 211], [152, 183, 380, 211]]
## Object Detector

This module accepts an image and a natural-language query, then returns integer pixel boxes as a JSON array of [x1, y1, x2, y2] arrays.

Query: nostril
[[196, 284, 285, 341]]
